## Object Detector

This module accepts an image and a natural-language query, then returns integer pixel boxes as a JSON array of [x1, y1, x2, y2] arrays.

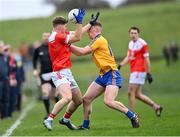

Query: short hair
[[91, 21, 102, 27], [129, 26, 140, 33], [52, 16, 68, 27]]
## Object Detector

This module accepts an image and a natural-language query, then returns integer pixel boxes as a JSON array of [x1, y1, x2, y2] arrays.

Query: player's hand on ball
[[73, 8, 85, 24], [89, 12, 100, 25], [146, 73, 153, 84]]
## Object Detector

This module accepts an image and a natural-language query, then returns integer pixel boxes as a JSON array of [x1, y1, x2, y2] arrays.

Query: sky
[[0, 0, 126, 21], [0, 0, 55, 21], [102, 0, 126, 8]]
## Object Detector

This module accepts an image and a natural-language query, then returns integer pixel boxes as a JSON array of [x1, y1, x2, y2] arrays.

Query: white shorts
[[129, 72, 146, 85], [51, 69, 78, 89]]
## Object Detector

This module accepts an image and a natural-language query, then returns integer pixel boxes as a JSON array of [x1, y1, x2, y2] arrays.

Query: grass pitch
[[0, 60, 180, 136]]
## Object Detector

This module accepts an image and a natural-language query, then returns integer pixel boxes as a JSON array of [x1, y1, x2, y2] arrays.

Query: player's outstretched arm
[[70, 23, 91, 37], [82, 12, 100, 35], [89, 12, 100, 25], [69, 8, 85, 43], [118, 56, 129, 70], [70, 45, 92, 56], [82, 24, 91, 35]]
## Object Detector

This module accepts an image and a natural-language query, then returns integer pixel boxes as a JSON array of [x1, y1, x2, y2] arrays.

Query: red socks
[[48, 112, 71, 120], [49, 113, 56, 119], [64, 112, 72, 119]]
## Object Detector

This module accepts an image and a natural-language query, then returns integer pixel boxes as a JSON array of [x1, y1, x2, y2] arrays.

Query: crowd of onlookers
[[0, 40, 25, 119], [0, 38, 44, 120], [162, 41, 179, 66]]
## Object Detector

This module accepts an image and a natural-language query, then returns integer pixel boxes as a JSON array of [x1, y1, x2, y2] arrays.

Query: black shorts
[[39, 75, 55, 88]]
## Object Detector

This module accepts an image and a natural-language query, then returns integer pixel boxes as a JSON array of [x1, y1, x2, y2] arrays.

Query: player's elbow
[[74, 34, 82, 41], [76, 37, 81, 42]]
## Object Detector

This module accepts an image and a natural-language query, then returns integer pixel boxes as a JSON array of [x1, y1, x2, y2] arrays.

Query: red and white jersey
[[48, 31, 72, 72], [128, 38, 149, 72]]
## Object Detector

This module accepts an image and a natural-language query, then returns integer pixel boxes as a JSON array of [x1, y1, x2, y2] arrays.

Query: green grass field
[[0, 60, 180, 136]]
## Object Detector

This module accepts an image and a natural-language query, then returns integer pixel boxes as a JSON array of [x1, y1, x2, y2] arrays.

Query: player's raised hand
[[89, 12, 100, 25], [73, 8, 85, 24], [146, 73, 153, 84]]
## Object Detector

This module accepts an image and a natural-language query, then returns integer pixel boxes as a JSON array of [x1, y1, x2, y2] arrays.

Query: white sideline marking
[[2, 101, 36, 137]]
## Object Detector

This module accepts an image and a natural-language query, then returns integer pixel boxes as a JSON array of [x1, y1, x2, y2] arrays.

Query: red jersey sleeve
[[142, 44, 149, 57]]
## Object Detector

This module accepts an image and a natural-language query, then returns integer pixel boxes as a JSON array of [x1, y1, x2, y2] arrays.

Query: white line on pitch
[[2, 101, 36, 137]]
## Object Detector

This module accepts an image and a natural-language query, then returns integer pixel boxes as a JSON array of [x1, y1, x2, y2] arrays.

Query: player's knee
[[104, 99, 113, 107], [82, 96, 91, 104], [63, 95, 72, 103], [42, 85, 50, 93], [135, 93, 141, 99]]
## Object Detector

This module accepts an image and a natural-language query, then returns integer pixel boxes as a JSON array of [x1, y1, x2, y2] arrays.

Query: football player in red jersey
[[118, 26, 163, 116], [43, 9, 100, 131]]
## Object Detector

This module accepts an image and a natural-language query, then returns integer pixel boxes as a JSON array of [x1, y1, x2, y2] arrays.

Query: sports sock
[[43, 97, 50, 115], [64, 112, 72, 119], [82, 120, 90, 128], [47, 113, 56, 120], [126, 110, 135, 119], [62, 112, 72, 122]]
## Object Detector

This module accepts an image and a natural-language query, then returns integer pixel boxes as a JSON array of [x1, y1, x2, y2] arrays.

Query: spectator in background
[[18, 42, 29, 63], [162, 45, 171, 66], [0, 42, 24, 119], [3, 45, 17, 117], [14, 51, 25, 111], [0, 42, 17, 119], [0, 41, 10, 119], [28, 41, 41, 61], [170, 41, 179, 62]]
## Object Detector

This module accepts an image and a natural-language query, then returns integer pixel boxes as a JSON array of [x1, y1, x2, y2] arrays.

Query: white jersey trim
[[128, 38, 147, 51], [65, 34, 71, 44], [65, 31, 74, 44], [49, 31, 57, 42], [143, 53, 149, 57]]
